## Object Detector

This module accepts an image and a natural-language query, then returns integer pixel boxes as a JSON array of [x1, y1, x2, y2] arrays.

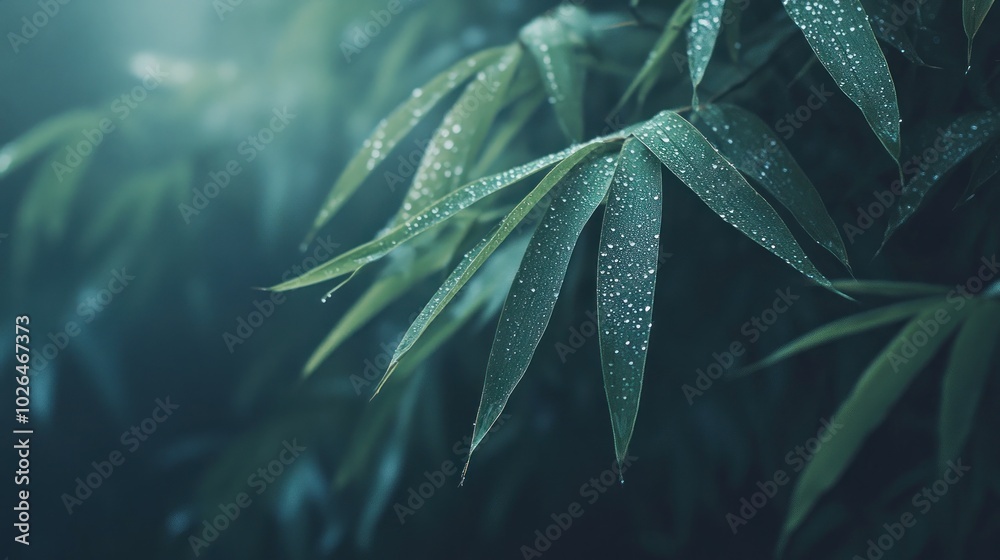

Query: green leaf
[[271, 143, 587, 292], [376, 143, 616, 395], [736, 297, 940, 377], [688, 0, 728, 105], [828, 280, 948, 298], [961, 140, 1000, 204], [698, 103, 851, 270], [782, 0, 901, 161], [0, 110, 99, 179], [519, 5, 590, 142], [301, 46, 507, 246], [301, 226, 467, 377], [938, 300, 1000, 465], [464, 149, 620, 475], [635, 110, 836, 292], [617, 0, 695, 110], [393, 44, 524, 224], [861, 0, 929, 66], [468, 88, 547, 178], [883, 109, 1000, 245], [598, 138, 662, 468], [964, 0, 996, 64], [779, 303, 968, 552]]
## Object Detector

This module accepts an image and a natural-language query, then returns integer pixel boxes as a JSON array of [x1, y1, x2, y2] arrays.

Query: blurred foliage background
[[1, 0, 999, 559]]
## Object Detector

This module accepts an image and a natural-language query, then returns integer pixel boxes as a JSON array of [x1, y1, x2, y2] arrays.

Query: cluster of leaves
[[271, 0, 999, 553]]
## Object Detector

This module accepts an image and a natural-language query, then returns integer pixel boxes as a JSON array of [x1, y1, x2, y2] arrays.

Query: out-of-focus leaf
[[520, 5, 590, 142], [272, 143, 588, 291], [302, 46, 506, 246], [938, 300, 1000, 465], [961, 140, 1000, 203], [635, 110, 837, 293], [698, 103, 851, 270], [829, 280, 948, 298], [883, 109, 1000, 245], [302, 226, 467, 377], [393, 44, 524, 223], [724, 0, 743, 62], [617, 0, 695, 110], [688, 0, 728, 105], [779, 303, 968, 552], [964, 0, 996, 63], [598, 138, 662, 467], [861, 0, 929, 66], [465, 150, 620, 474], [0, 110, 98, 179], [469, 89, 547, 178], [377, 143, 616, 395], [782, 0, 901, 162], [736, 297, 940, 376]]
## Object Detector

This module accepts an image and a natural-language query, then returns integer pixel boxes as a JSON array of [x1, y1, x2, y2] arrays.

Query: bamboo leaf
[[961, 139, 1000, 204], [376, 143, 616, 395], [464, 149, 621, 476], [883, 109, 1000, 245], [964, 0, 996, 64], [617, 0, 695, 110], [302, 46, 507, 246], [520, 5, 590, 142], [861, 0, 930, 66], [688, 0, 728, 105], [598, 138, 662, 467], [938, 300, 1000, 465], [698, 103, 851, 270], [0, 110, 99, 179], [782, 0, 902, 161], [393, 44, 524, 223], [779, 303, 968, 552], [636, 110, 837, 292]]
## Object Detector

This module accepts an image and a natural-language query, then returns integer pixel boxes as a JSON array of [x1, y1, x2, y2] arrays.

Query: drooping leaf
[[376, 143, 616, 395], [778, 303, 968, 552], [520, 5, 590, 142], [301, 225, 468, 377], [617, 0, 695, 110], [635, 110, 837, 292], [0, 110, 99, 179], [464, 150, 620, 475], [597, 138, 662, 467], [272, 144, 588, 291], [301, 46, 506, 246], [964, 0, 996, 64], [393, 44, 524, 224], [782, 0, 902, 161], [861, 0, 930, 66], [688, 0, 728, 105], [698, 103, 851, 270], [736, 297, 940, 377], [883, 109, 1000, 244], [938, 300, 1000, 465]]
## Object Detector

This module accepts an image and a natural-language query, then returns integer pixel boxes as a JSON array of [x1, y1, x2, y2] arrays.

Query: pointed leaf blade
[[598, 138, 662, 465], [698, 103, 850, 270], [782, 0, 902, 161], [303, 47, 506, 245], [636, 110, 836, 292], [779, 303, 969, 552], [467, 150, 620, 461], [688, 0, 728, 105], [938, 300, 1000, 465], [861, 0, 929, 66], [618, 0, 694, 109], [964, 0, 996, 62]]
